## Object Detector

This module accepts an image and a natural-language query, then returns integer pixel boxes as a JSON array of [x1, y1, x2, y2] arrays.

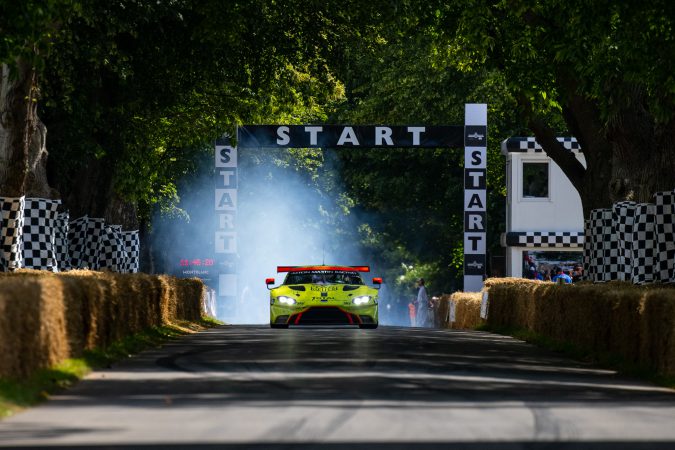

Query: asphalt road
[[2, 325, 675, 449]]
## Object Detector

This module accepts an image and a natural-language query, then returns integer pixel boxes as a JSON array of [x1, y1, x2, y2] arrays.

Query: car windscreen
[[284, 271, 364, 285]]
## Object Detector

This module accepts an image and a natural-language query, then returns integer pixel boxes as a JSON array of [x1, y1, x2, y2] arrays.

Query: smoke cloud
[[152, 147, 410, 326]]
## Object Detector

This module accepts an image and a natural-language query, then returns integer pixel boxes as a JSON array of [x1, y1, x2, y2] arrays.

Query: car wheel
[[359, 323, 378, 329]]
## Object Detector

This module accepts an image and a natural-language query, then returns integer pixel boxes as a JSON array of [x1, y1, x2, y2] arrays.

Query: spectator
[[572, 265, 584, 283], [552, 266, 572, 284], [408, 299, 416, 327], [415, 278, 429, 327], [544, 270, 552, 281]]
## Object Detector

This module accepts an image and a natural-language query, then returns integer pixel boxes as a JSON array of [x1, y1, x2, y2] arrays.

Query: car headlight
[[277, 296, 296, 305], [352, 295, 371, 305]]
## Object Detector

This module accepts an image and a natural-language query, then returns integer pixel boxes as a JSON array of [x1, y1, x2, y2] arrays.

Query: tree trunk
[[0, 60, 38, 197], [526, 103, 614, 219], [64, 156, 138, 229], [559, 93, 615, 217], [25, 116, 59, 199], [606, 89, 675, 203]]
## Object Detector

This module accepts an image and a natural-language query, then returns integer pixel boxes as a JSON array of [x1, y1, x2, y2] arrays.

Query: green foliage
[[440, 0, 675, 124], [39, 0, 347, 218], [0, 0, 78, 69], [325, 4, 522, 294]]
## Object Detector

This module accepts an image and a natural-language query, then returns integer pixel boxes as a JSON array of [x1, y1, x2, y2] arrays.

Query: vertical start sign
[[464, 104, 487, 291], [215, 136, 238, 312]]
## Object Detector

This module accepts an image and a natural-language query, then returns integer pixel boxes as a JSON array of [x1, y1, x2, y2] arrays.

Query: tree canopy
[[1, 0, 673, 295]]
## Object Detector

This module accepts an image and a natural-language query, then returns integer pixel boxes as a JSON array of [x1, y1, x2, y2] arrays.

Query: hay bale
[[436, 292, 483, 330], [483, 277, 675, 377], [0, 271, 205, 378]]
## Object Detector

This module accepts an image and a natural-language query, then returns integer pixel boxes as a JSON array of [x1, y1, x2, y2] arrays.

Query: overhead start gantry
[[214, 104, 488, 308]]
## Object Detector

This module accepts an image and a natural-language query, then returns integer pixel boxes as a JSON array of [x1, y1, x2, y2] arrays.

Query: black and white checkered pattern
[[505, 231, 584, 248], [0, 196, 25, 271], [68, 216, 89, 269], [654, 191, 675, 283], [583, 219, 593, 281], [83, 218, 106, 270], [21, 198, 61, 271], [591, 208, 621, 282], [122, 230, 140, 273], [631, 203, 658, 284], [502, 136, 582, 153], [0, 218, 4, 272], [613, 201, 637, 281], [54, 212, 71, 271], [98, 225, 127, 272]]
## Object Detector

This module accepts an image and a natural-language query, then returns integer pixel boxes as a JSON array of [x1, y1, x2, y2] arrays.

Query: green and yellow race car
[[266, 265, 380, 329]]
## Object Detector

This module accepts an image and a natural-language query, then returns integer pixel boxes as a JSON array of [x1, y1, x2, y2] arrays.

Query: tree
[[38, 0, 348, 227], [439, 0, 675, 215], [0, 1, 77, 198], [325, 3, 521, 292]]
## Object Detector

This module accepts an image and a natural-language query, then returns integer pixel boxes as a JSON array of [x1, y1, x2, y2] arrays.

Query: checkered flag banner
[[590, 208, 621, 282], [68, 216, 89, 268], [631, 203, 657, 284], [54, 212, 71, 271], [503, 137, 582, 153], [98, 225, 127, 272], [21, 198, 61, 271], [654, 191, 675, 283], [505, 231, 584, 248], [613, 201, 637, 281], [0, 196, 25, 271], [122, 230, 140, 273], [82, 218, 106, 270]]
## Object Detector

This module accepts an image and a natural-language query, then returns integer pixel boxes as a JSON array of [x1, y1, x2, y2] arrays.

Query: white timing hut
[[501, 137, 586, 277]]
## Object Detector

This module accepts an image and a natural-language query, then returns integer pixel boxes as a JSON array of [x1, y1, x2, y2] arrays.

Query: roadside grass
[[479, 324, 675, 391], [0, 317, 223, 419]]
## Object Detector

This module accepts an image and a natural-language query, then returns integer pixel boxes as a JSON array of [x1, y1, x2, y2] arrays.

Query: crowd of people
[[524, 257, 584, 283]]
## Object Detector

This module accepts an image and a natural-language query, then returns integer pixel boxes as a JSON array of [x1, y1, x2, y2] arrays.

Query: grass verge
[[0, 317, 223, 419], [481, 324, 675, 390]]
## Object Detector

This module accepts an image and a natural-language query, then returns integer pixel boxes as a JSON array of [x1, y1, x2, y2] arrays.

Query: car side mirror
[[372, 277, 382, 290], [266, 278, 275, 290]]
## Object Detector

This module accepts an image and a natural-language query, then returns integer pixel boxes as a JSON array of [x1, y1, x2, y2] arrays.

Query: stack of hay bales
[[485, 278, 675, 376], [436, 291, 485, 330], [435, 277, 675, 377], [0, 271, 204, 379]]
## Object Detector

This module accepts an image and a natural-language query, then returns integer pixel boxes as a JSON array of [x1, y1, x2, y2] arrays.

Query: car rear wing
[[277, 265, 370, 273]]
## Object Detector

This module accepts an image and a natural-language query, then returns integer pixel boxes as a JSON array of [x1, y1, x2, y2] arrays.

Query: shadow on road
[[2, 326, 674, 447], [7, 441, 675, 450], [39, 326, 674, 408]]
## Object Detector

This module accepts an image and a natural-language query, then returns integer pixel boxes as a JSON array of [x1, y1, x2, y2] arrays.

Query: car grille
[[291, 307, 359, 325]]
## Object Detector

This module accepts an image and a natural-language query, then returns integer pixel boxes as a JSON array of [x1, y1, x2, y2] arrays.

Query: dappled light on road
[[1, 327, 675, 449]]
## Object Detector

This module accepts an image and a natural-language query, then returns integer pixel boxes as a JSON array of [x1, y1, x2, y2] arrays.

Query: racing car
[[266, 265, 380, 328]]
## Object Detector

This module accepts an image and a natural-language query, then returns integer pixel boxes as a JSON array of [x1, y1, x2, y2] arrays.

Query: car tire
[[359, 323, 378, 329], [270, 323, 289, 329]]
